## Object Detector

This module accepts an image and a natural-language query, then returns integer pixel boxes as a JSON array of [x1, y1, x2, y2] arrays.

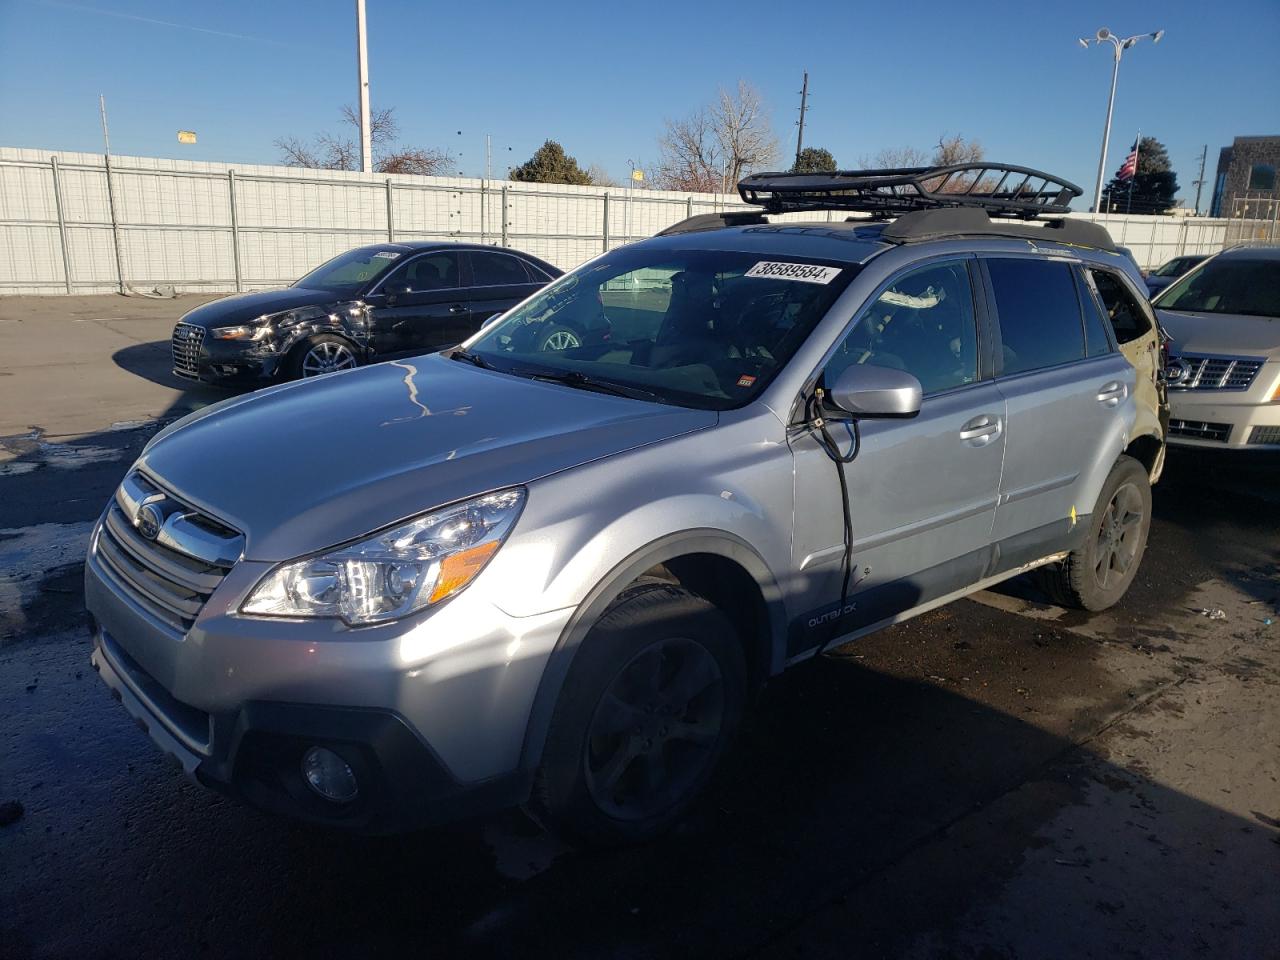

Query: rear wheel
[[289, 334, 360, 380], [531, 584, 746, 846], [536, 325, 582, 352], [1037, 455, 1151, 611]]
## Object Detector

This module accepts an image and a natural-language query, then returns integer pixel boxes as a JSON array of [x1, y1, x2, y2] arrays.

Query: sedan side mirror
[[828, 364, 922, 419]]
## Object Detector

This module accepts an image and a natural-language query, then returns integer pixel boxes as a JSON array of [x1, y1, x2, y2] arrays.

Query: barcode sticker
[[744, 261, 841, 284], [372, 251, 401, 260]]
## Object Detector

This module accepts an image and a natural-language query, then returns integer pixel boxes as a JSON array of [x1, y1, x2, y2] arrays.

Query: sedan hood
[[179, 287, 337, 328], [1157, 309, 1280, 358], [140, 354, 717, 559]]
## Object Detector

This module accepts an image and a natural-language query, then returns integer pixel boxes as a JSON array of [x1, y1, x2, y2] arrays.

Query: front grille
[[95, 472, 243, 633], [1247, 426, 1280, 446], [171, 322, 205, 377], [1168, 419, 1232, 443], [1168, 354, 1264, 391]]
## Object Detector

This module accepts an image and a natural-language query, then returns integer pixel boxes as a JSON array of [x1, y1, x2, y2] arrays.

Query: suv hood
[[1157, 309, 1280, 358], [139, 354, 716, 560], [179, 287, 337, 328]]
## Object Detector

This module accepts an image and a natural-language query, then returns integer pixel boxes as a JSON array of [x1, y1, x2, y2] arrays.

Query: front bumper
[[1166, 389, 1280, 451], [84, 524, 571, 832], [171, 333, 287, 385]]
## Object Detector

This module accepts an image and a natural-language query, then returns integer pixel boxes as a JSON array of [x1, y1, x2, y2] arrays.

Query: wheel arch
[[517, 529, 786, 776]]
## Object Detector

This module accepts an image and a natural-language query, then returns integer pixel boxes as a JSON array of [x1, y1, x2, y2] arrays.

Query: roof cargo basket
[[738, 163, 1082, 220]]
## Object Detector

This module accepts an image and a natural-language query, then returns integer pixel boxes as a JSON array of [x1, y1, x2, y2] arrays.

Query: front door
[[790, 258, 1006, 653], [365, 250, 466, 357]]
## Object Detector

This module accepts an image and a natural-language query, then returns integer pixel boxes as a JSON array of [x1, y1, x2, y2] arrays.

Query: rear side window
[[986, 258, 1085, 375], [1076, 271, 1115, 357], [471, 252, 532, 287], [1090, 269, 1151, 344]]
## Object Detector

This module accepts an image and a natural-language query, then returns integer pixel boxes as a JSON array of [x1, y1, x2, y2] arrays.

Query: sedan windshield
[[463, 248, 857, 409], [1155, 257, 1280, 319], [1151, 256, 1203, 278], [294, 247, 405, 295]]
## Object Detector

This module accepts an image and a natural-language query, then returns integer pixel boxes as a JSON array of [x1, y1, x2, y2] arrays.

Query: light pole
[[1079, 27, 1163, 214], [355, 0, 372, 174]]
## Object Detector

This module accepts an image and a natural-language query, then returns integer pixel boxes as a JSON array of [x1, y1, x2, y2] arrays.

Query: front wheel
[[531, 584, 746, 846], [535, 324, 582, 352], [1037, 455, 1152, 611], [288, 334, 361, 380]]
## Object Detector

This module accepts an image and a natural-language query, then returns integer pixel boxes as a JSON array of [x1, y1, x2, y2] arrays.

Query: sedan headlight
[[210, 323, 274, 341], [242, 489, 525, 626]]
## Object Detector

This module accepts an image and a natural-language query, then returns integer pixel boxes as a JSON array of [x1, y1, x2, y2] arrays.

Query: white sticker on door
[[744, 261, 842, 284]]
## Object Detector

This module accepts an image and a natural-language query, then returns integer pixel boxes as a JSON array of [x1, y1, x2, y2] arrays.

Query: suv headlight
[[242, 488, 525, 626]]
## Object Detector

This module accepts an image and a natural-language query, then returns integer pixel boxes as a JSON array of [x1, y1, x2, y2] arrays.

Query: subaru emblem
[[135, 503, 164, 541]]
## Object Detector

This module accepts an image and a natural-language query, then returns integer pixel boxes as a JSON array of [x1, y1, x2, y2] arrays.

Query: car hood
[[1156, 309, 1280, 358], [1145, 276, 1175, 294], [178, 287, 337, 328], [139, 354, 717, 560]]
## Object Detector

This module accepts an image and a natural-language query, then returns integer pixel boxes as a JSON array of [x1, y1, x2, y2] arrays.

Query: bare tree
[[932, 134, 984, 167], [276, 106, 454, 177], [859, 145, 931, 169], [586, 163, 619, 187], [654, 81, 778, 192]]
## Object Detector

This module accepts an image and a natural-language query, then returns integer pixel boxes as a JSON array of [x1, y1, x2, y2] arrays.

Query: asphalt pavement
[[0, 296, 1277, 960]]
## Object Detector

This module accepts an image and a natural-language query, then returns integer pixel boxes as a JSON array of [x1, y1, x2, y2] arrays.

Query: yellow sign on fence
[[177, 130, 197, 144]]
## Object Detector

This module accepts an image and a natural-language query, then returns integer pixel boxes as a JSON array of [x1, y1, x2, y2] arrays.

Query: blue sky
[[2, 0, 1277, 209]]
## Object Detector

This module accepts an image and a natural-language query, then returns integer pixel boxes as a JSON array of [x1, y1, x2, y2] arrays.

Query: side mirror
[[828, 364, 922, 418], [482, 312, 504, 329]]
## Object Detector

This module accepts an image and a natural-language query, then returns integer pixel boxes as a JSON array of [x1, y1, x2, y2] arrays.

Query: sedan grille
[[95, 471, 243, 633], [171, 322, 205, 377], [1168, 354, 1264, 391], [1168, 419, 1232, 443]]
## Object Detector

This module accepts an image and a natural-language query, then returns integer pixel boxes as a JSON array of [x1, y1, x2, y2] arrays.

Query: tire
[[287, 334, 361, 380], [535, 324, 582, 352], [1037, 455, 1152, 612], [531, 584, 747, 846]]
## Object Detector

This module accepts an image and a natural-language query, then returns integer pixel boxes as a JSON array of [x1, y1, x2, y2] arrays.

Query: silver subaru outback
[[86, 165, 1166, 844]]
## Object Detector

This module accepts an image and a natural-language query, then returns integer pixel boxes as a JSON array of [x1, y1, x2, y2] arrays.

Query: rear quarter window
[[985, 258, 1086, 375]]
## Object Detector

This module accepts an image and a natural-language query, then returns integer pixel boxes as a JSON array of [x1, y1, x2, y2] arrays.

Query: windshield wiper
[[526, 369, 662, 403], [450, 347, 494, 369]]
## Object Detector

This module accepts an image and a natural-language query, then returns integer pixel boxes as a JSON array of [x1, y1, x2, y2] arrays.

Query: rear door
[[789, 257, 1007, 650], [365, 250, 466, 356], [463, 251, 546, 338], [983, 256, 1135, 555]]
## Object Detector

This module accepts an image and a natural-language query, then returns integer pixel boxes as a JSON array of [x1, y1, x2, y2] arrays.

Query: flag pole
[[1126, 129, 1141, 214]]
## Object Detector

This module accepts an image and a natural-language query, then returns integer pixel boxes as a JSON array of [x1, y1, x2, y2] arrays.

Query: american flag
[[1116, 141, 1139, 181]]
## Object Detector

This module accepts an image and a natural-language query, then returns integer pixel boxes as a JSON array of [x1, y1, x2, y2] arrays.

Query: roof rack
[[878, 207, 1116, 252], [738, 163, 1082, 220], [657, 210, 767, 236]]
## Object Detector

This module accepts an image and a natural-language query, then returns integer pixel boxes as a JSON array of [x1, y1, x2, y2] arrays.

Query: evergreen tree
[[1101, 136, 1178, 214], [508, 140, 594, 185]]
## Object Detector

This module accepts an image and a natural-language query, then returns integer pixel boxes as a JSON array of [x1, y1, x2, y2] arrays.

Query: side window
[[1089, 269, 1151, 344], [1076, 269, 1115, 357], [471, 252, 532, 287], [389, 252, 459, 292], [826, 260, 979, 396], [986, 258, 1085, 375], [520, 259, 552, 282]]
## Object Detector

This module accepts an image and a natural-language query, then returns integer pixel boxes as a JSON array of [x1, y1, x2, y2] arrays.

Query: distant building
[[1209, 135, 1280, 217]]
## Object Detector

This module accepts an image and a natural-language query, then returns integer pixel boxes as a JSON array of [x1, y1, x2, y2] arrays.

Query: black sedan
[[1144, 254, 1207, 297], [171, 243, 562, 383]]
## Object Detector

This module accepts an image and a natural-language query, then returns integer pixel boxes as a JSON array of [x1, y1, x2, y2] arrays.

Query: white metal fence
[[0, 146, 1271, 296]]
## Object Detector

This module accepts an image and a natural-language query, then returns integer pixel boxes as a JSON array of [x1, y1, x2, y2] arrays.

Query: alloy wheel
[[1094, 481, 1144, 590], [542, 329, 581, 351], [301, 341, 358, 377]]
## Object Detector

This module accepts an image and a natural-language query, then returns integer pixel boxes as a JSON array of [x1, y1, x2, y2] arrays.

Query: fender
[[516, 528, 787, 777]]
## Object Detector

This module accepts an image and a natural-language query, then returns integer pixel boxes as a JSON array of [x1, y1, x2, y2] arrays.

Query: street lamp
[[1079, 27, 1164, 214]]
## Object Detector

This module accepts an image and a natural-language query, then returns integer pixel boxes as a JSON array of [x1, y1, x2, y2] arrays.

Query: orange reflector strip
[[429, 541, 500, 603]]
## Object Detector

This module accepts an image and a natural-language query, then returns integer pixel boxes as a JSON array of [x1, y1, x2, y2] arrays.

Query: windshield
[[294, 247, 405, 295], [1154, 257, 1280, 319], [463, 248, 858, 409]]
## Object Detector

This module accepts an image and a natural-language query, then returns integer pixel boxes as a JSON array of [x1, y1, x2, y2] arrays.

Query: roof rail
[[878, 207, 1116, 251], [738, 163, 1082, 220], [657, 210, 767, 236]]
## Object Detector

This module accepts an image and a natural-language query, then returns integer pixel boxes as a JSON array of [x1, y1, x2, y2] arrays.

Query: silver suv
[[86, 165, 1166, 844]]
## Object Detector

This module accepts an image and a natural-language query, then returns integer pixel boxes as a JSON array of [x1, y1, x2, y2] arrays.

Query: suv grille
[[171, 322, 204, 377], [95, 472, 243, 632], [1168, 419, 1232, 443], [1168, 354, 1264, 391]]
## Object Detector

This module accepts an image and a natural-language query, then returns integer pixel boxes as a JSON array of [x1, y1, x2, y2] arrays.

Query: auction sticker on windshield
[[745, 261, 842, 284]]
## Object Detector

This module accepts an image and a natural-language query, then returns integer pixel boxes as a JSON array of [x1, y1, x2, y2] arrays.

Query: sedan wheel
[[300, 340, 358, 377]]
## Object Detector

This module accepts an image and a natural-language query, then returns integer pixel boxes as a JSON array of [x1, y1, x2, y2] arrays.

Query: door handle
[[449, 304, 466, 314], [959, 414, 1002, 446], [1096, 381, 1128, 407]]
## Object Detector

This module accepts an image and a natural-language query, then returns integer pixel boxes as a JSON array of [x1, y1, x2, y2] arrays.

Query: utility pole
[[794, 71, 809, 169], [1191, 144, 1207, 215], [355, 0, 372, 174]]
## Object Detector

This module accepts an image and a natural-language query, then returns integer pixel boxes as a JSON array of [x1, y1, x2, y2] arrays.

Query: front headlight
[[242, 488, 526, 626], [211, 323, 274, 341]]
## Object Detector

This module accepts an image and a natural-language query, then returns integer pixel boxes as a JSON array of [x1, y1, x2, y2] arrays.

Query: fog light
[[301, 746, 358, 803]]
